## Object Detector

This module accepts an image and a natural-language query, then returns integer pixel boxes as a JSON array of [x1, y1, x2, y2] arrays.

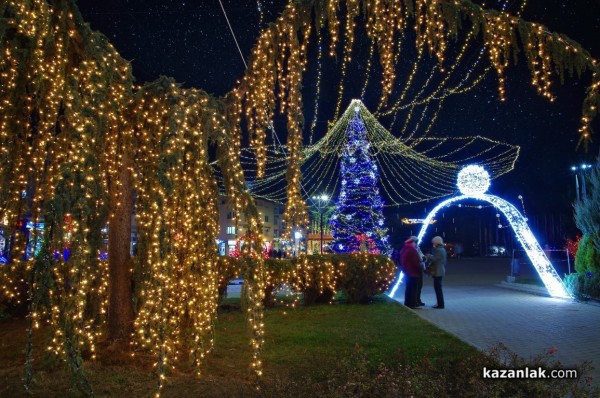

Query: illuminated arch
[[389, 193, 571, 299], [389, 165, 571, 299]]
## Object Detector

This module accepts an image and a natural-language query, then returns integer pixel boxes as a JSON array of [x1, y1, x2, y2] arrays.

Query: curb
[[497, 281, 600, 307], [496, 281, 551, 297]]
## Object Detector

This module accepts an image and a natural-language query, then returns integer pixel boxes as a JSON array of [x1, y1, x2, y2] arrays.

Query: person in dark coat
[[415, 243, 426, 307], [400, 236, 423, 309]]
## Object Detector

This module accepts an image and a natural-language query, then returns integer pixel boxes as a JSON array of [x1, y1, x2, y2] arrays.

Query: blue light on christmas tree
[[329, 106, 390, 253]]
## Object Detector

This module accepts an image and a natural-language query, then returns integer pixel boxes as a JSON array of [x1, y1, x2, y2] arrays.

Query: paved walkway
[[389, 257, 600, 386]]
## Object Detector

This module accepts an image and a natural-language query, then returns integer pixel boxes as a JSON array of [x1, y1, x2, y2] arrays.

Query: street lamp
[[294, 230, 303, 256], [571, 163, 592, 201], [311, 194, 330, 254]]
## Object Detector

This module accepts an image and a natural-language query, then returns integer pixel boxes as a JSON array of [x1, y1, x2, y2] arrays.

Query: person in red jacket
[[400, 236, 423, 309]]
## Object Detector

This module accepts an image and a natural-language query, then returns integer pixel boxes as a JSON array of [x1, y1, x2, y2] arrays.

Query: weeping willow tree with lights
[[0, 0, 266, 394], [0, 0, 135, 393], [131, 77, 267, 386], [2, 0, 600, 396], [131, 79, 220, 386]]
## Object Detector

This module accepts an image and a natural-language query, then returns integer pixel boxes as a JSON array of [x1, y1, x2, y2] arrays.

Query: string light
[[329, 106, 390, 254], [235, 100, 519, 206]]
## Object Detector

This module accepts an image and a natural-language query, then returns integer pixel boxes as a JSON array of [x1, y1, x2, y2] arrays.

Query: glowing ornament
[[457, 164, 490, 196]]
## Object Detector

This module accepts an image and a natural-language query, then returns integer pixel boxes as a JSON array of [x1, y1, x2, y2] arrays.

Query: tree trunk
[[107, 156, 134, 340]]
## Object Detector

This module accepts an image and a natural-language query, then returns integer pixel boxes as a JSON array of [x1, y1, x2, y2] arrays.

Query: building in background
[[216, 197, 286, 256]]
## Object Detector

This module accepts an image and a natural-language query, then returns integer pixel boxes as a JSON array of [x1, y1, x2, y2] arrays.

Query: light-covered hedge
[[217, 253, 397, 305]]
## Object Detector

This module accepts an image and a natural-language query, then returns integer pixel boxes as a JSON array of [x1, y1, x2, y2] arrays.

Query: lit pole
[[312, 194, 329, 254], [571, 164, 592, 201], [294, 230, 303, 256]]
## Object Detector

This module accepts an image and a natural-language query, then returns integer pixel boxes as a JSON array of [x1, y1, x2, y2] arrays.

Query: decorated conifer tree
[[573, 156, 600, 275], [329, 106, 390, 254]]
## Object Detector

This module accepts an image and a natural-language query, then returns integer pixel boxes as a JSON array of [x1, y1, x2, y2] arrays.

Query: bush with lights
[[261, 259, 299, 307], [216, 256, 243, 298], [293, 255, 338, 306], [333, 253, 396, 304], [219, 253, 396, 306]]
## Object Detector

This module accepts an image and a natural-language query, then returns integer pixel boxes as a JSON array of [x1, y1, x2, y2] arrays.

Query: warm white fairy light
[[234, 101, 519, 206]]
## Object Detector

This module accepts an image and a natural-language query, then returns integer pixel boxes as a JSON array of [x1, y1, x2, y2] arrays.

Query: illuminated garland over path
[[240, 100, 520, 205], [234, 0, 600, 232]]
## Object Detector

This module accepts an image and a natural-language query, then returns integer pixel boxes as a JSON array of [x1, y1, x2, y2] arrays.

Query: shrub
[[564, 272, 600, 301], [332, 253, 396, 304], [216, 256, 242, 298], [294, 255, 337, 305], [564, 273, 582, 298], [574, 157, 600, 255], [0, 261, 30, 317], [574, 235, 600, 274], [263, 258, 297, 307], [216, 253, 396, 306]]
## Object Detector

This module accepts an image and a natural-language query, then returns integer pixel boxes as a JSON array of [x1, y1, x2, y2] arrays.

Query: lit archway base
[[389, 194, 571, 299]]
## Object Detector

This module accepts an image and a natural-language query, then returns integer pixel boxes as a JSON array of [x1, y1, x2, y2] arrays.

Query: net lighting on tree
[[329, 106, 390, 254]]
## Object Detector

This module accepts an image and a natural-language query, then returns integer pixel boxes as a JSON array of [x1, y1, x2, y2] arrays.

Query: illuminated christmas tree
[[329, 106, 390, 253]]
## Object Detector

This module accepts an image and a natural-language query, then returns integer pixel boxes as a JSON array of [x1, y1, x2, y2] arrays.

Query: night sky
[[73, 0, 600, 238]]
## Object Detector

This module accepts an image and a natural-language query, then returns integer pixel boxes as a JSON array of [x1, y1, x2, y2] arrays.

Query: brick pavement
[[389, 257, 600, 386]]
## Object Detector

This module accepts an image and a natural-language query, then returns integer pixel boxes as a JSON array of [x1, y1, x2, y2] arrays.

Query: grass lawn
[[0, 295, 479, 397]]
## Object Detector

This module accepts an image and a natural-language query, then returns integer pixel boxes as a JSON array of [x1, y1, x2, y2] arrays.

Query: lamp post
[[571, 164, 592, 201], [311, 194, 329, 254], [294, 230, 303, 257]]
